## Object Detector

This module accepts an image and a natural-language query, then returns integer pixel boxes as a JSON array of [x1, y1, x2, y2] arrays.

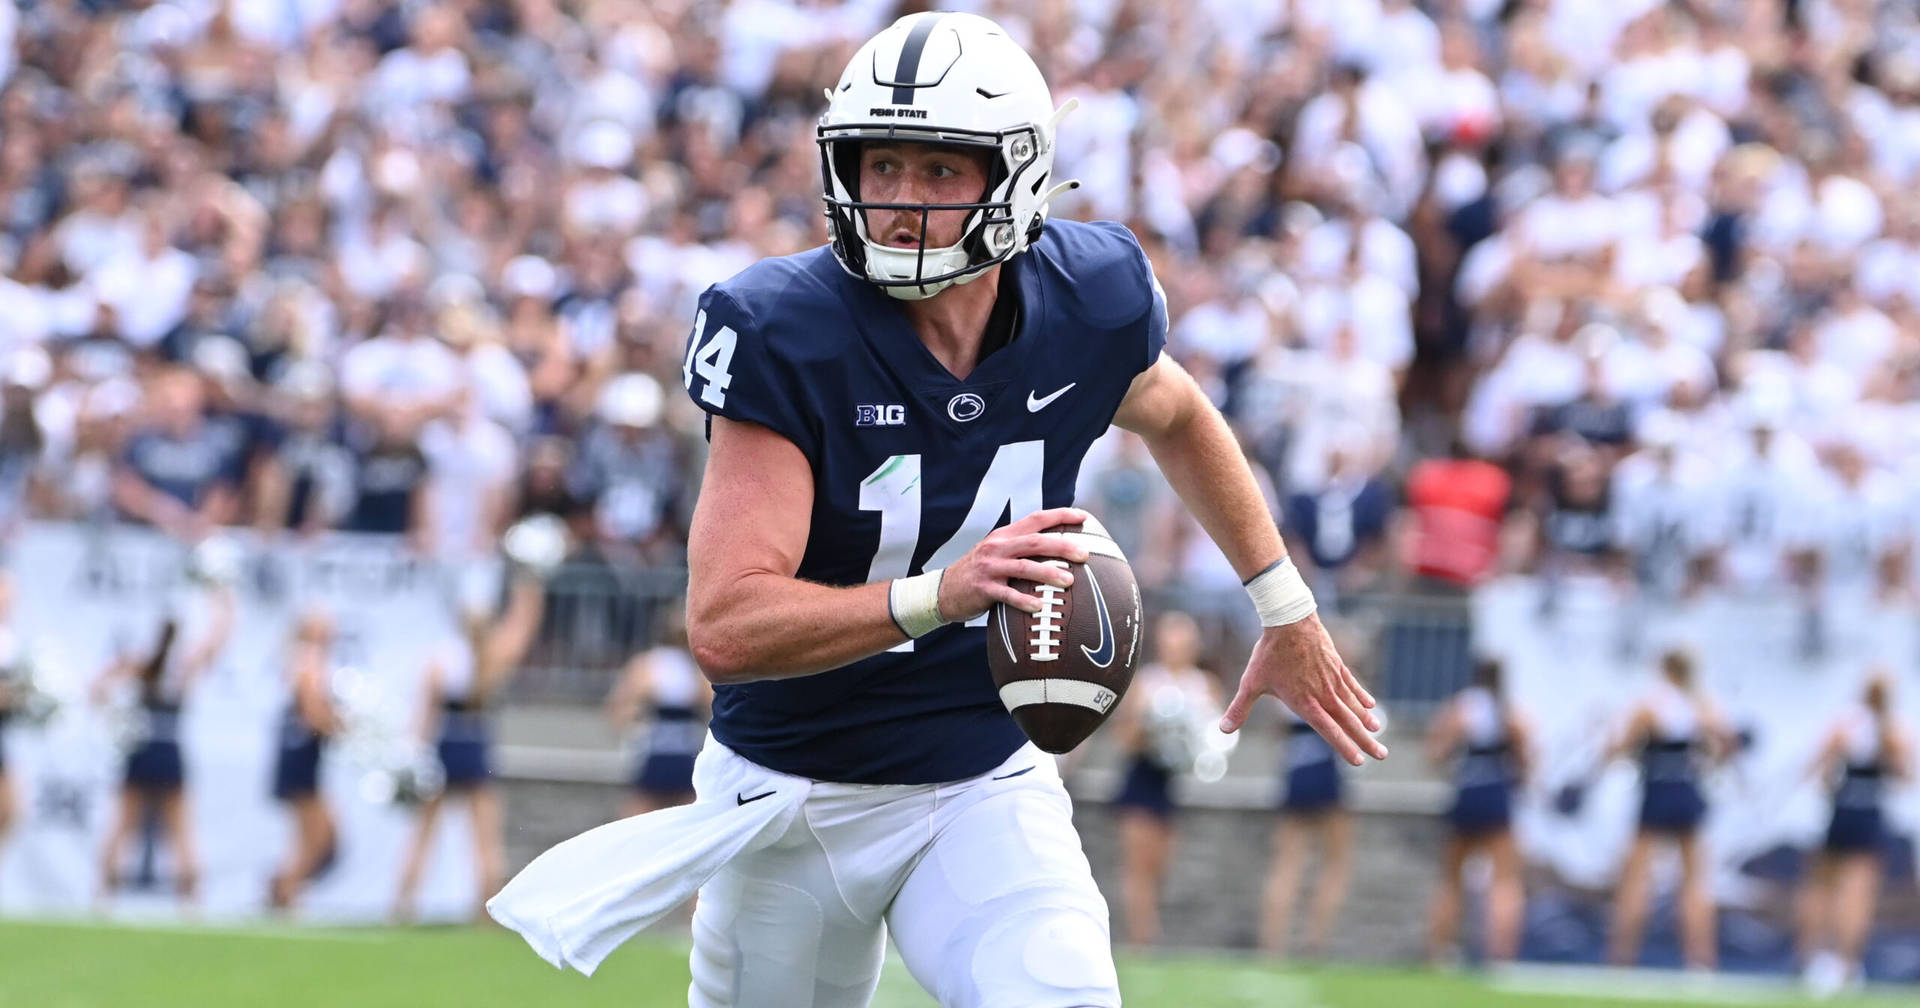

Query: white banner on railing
[[0, 523, 489, 923]]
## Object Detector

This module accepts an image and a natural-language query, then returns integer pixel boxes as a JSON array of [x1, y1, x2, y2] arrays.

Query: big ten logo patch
[[856, 404, 907, 427]]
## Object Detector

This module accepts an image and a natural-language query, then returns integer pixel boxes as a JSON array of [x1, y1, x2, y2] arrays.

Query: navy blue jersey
[[683, 220, 1167, 784]]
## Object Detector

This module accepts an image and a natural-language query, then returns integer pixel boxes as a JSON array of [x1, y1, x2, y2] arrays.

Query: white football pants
[[687, 739, 1121, 1008]]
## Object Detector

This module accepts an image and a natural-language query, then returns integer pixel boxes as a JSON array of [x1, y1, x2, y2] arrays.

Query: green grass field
[[0, 920, 1909, 1008]]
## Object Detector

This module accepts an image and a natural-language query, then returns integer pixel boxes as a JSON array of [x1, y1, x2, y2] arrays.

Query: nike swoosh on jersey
[[737, 790, 776, 805], [992, 765, 1036, 781], [1080, 566, 1115, 667], [1026, 383, 1076, 412]]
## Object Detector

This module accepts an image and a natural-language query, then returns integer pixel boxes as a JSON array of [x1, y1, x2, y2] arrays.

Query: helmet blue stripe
[[889, 14, 943, 105]]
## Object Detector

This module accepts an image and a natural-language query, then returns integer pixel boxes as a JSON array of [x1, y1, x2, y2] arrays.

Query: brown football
[[986, 515, 1144, 754]]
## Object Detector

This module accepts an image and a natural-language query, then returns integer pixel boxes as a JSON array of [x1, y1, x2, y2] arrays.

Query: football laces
[[1029, 559, 1068, 661]]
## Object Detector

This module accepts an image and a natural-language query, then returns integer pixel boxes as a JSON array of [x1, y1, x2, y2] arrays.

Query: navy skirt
[[273, 735, 324, 800], [125, 740, 185, 793], [633, 751, 696, 797], [1825, 805, 1884, 853], [1640, 778, 1705, 834], [1114, 757, 1175, 819], [1282, 758, 1343, 813], [437, 706, 492, 789], [1449, 781, 1513, 836], [436, 737, 491, 789]]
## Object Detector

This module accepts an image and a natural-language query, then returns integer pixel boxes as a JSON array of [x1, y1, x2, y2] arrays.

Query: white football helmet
[[818, 12, 1078, 300]]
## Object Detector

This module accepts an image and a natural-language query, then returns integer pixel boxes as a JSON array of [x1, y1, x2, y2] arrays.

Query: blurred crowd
[[4, 0, 1920, 624]]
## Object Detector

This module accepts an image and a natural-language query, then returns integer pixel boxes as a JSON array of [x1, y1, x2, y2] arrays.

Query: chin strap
[[1048, 96, 1080, 135], [1037, 178, 1082, 212]]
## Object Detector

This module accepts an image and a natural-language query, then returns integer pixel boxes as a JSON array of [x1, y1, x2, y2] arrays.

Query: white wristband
[[889, 568, 949, 639], [1245, 556, 1316, 627]]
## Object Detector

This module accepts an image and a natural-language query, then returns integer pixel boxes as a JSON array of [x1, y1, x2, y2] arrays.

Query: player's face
[[859, 142, 993, 251]]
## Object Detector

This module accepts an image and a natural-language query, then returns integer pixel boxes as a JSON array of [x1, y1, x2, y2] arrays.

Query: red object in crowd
[[1405, 457, 1511, 587]]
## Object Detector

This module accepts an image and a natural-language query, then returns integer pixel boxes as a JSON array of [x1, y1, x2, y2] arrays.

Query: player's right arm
[[685, 415, 1084, 684]]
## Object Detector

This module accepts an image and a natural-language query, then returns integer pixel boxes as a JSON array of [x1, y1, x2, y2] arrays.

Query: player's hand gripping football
[[937, 507, 1091, 621], [1220, 615, 1387, 766]]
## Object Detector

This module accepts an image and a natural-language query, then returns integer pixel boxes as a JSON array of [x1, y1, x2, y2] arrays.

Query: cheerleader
[[1799, 672, 1912, 994], [604, 607, 710, 817], [268, 610, 344, 912], [1424, 658, 1532, 964], [392, 567, 545, 923], [0, 575, 17, 854], [95, 585, 236, 904], [1606, 647, 1733, 969], [1109, 610, 1219, 946], [1259, 619, 1372, 957]]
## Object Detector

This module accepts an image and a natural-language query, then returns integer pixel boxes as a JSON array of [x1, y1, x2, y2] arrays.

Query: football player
[[510, 13, 1383, 1006]]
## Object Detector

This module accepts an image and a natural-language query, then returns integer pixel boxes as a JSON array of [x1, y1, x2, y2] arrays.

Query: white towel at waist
[[486, 736, 807, 975]]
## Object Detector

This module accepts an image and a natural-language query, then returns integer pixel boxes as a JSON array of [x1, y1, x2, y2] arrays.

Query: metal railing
[[507, 566, 1481, 719]]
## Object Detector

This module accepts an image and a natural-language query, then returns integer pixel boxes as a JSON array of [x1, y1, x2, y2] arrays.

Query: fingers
[[1300, 702, 1364, 766], [1218, 674, 1259, 735], [998, 531, 1088, 564], [1344, 665, 1377, 710], [1012, 559, 1073, 589], [1007, 507, 1090, 537], [987, 581, 1048, 614], [1336, 667, 1381, 734], [1321, 684, 1388, 763]]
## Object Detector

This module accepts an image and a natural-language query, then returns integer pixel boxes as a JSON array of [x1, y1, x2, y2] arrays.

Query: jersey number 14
[[683, 309, 737, 407], [861, 440, 1044, 651]]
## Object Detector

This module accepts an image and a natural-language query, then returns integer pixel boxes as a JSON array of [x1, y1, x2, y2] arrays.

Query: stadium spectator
[[1282, 434, 1396, 606], [341, 412, 428, 539], [112, 368, 242, 540], [1401, 444, 1513, 590]]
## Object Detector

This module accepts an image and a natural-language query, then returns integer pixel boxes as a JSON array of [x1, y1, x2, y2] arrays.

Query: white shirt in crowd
[[1518, 190, 1617, 260], [1297, 273, 1413, 373], [1701, 431, 1821, 592], [370, 44, 471, 112], [420, 410, 518, 560], [1173, 297, 1270, 369], [1052, 82, 1140, 223], [54, 208, 142, 277], [1805, 463, 1906, 593], [1291, 80, 1427, 218], [1612, 446, 1714, 566], [1299, 216, 1418, 298], [1813, 304, 1898, 385], [340, 333, 463, 413], [88, 242, 197, 349]]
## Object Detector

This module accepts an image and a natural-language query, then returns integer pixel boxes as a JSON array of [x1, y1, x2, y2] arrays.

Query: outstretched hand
[[1219, 614, 1387, 765]]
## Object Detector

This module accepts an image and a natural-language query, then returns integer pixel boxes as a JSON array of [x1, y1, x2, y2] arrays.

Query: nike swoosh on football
[[1026, 383, 1076, 412], [1080, 566, 1115, 668], [737, 790, 776, 805]]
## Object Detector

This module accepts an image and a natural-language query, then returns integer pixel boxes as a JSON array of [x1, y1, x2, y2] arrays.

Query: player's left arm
[[1113, 353, 1386, 764]]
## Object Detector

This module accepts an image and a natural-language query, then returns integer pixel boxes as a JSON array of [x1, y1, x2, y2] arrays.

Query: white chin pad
[[867, 242, 973, 299]]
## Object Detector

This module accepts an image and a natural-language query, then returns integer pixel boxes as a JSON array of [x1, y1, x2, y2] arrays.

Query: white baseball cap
[[596, 372, 663, 429]]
